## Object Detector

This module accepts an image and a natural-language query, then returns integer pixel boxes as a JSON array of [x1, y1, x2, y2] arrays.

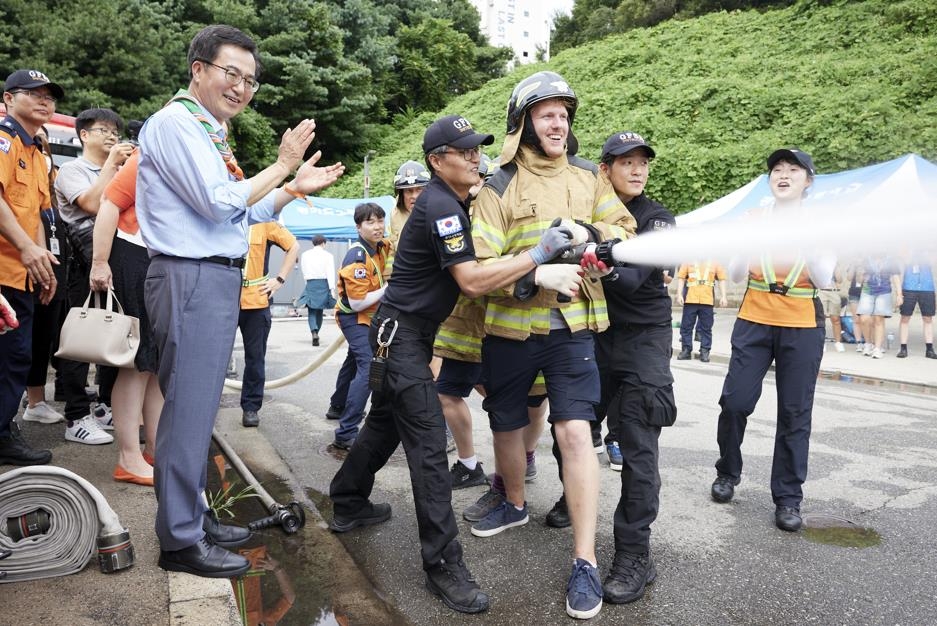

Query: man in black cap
[[328, 114, 577, 615], [0, 69, 63, 465], [588, 131, 677, 605]]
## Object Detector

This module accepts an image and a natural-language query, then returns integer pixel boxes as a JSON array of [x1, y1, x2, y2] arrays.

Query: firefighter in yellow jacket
[[468, 71, 635, 620]]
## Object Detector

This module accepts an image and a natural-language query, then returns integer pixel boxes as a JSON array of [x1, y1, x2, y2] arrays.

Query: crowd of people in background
[[1, 22, 936, 623]]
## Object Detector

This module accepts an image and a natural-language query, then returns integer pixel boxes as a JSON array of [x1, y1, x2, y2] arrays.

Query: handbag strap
[[84, 289, 126, 315]]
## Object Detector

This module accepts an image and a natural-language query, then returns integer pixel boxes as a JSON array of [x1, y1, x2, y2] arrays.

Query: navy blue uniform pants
[[329, 307, 462, 569], [0, 287, 34, 436], [680, 303, 714, 350], [716, 318, 823, 508], [333, 314, 373, 443], [238, 306, 272, 412]]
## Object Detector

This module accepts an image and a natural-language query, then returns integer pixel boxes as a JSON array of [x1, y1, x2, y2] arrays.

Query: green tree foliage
[[327, 0, 937, 216], [0, 0, 510, 173], [552, 0, 796, 54]]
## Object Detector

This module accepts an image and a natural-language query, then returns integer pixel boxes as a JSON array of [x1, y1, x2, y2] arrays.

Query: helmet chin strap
[[520, 111, 548, 156]]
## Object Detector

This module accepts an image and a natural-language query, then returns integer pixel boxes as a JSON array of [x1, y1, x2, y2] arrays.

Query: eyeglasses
[[85, 127, 121, 138], [11, 89, 57, 104], [197, 59, 260, 93], [438, 146, 482, 161]]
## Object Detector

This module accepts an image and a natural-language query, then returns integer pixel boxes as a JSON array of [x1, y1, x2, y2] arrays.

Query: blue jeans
[[333, 315, 373, 443]]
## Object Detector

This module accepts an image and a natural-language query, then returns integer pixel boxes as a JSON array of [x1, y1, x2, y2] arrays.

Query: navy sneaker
[[606, 441, 623, 471], [470, 500, 528, 538], [463, 489, 505, 523], [566, 558, 603, 619]]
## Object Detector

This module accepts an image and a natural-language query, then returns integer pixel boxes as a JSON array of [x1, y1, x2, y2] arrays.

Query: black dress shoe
[[203, 511, 252, 548], [242, 410, 259, 427], [775, 506, 802, 532], [0, 424, 52, 466], [545, 495, 571, 528], [159, 537, 250, 578], [329, 501, 391, 532], [711, 475, 739, 503], [325, 405, 343, 420]]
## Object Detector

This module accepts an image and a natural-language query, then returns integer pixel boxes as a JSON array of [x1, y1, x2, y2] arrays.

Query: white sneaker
[[856, 342, 865, 353], [872, 348, 883, 359], [93, 403, 114, 430], [65, 415, 114, 445], [863, 343, 874, 356], [22, 401, 65, 424], [835, 342, 845, 353]]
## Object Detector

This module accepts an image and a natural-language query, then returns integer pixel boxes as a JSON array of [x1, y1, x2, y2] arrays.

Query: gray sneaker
[[463, 489, 505, 523], [525, 457, 538, 483]]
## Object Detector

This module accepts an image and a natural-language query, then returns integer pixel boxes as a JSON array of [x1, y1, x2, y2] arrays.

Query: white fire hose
[[0, 466, 134, 583], [223, 333, 346, 390]]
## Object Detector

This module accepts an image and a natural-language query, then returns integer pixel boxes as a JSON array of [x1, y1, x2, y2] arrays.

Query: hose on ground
[[0, 466, 134, 583], [223, 334, 346, 391]]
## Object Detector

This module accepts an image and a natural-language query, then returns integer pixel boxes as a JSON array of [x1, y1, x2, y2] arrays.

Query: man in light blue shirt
[[137, 24, 344, 578]]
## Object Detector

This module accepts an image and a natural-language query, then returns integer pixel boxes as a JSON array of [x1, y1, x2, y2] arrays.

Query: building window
[[523, 31, 529, 37], [523, 51, 529, 57]]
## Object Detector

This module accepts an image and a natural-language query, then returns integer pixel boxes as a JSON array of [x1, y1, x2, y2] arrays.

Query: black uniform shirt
[[383, 176, 476, 323], [602, 193, 676, 325]]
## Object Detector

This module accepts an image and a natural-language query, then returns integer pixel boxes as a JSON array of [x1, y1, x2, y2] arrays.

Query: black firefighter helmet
[[505, 71, 578, 136]]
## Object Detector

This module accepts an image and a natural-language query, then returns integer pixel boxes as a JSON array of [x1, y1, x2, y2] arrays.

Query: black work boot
[[677, 346, 691, 360], [329, 501, 391, 533], [711, 475, 740, 503], [545, 494, 571, 528], [602, 550, 657, 604], [425, 545, 489, 614], [699, 348, 711, 363], [775, 505, 803, 532], [0, 423, 52, 466]]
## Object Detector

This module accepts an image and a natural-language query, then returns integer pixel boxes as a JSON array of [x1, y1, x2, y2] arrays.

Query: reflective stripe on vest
[[748, 255, 817, 298]]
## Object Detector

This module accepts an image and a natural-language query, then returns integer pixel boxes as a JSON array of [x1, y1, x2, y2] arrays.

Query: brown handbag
[[55, 289, 140, 368]]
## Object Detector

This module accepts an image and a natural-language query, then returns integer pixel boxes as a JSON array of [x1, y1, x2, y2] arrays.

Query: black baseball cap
[[601, 131, 656, 161], [767, 148, 815, 176], [422, 115, 494, 154], [3, 69, 64, 100]]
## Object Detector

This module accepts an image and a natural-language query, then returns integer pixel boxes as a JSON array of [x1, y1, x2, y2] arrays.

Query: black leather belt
[[376, 304, 438, 333], [202, 255, 246, 269]]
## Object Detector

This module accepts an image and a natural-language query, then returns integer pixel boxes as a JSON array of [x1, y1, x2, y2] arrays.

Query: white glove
[[534, 265, 583, 298], [579, 243, 614, 279], [560, 219, 590, 245], [0, 292, 19, 335]]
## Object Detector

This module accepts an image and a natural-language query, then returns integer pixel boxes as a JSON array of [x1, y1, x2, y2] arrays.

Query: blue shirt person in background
[[896, 251, 936, 359], [137, 24, 344, 578]]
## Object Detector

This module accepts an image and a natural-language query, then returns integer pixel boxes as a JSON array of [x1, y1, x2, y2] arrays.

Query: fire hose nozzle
[[97, 529, 135, 574], [247, 501, 306, 534]]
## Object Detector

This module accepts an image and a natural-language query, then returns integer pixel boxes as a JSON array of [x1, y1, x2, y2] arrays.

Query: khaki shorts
[[818, 289, 842, 317]]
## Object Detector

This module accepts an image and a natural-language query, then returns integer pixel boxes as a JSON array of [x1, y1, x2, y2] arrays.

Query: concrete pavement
[[2, 305, 935, 624]]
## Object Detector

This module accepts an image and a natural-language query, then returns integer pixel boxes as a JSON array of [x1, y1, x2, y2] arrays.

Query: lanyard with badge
[[43, 208, 61, 257]]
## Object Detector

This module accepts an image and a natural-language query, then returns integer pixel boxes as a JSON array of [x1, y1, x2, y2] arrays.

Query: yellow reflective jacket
[[472, 146, 636, 340]]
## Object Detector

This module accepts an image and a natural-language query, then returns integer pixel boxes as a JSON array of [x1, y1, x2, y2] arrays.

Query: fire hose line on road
[[0, 466, 134, 583], [222, 334, 346, 391]]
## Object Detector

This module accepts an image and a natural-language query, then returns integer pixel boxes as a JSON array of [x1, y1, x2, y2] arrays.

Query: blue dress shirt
[[136, 99, 278, 259]]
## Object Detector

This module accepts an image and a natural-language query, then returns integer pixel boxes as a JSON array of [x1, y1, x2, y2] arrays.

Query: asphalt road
[[239, 317, 937, 625]]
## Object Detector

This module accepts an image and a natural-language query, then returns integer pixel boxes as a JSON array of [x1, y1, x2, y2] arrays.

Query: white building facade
[[469, 0, 556, 66]]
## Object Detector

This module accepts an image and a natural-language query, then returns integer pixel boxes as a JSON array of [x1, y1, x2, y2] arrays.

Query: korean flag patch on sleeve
[[0, 137, 10, 153], [354, 268, 368, 279], [435, 215, 463, 237]]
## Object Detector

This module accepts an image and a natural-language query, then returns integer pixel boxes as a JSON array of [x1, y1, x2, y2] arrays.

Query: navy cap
[[422, 115, 494, 154], [601, 131, 655, 161], [767, 148, 815, 176], [3, 69, 64, 100]]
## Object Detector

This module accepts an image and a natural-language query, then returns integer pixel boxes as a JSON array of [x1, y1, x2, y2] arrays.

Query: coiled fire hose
[[0, 466, 134, 583]]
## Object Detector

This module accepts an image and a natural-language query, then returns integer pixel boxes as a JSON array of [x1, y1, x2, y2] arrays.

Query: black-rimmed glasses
[[11, 89, 57, 104], [197, 59, 260, 93], [438, 146, 482, 161]]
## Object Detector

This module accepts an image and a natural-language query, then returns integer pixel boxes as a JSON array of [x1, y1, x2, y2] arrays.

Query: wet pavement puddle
[[818, 371, 935, 395], [801, 513, 882, 548], [207, 444, 408, 625]]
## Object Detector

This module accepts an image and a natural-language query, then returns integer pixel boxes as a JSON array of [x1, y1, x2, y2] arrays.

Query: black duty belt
[[376, 304, 438, 333]]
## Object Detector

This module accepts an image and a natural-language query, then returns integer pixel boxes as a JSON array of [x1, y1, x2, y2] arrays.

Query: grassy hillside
[[326, 0, 937, 214]]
